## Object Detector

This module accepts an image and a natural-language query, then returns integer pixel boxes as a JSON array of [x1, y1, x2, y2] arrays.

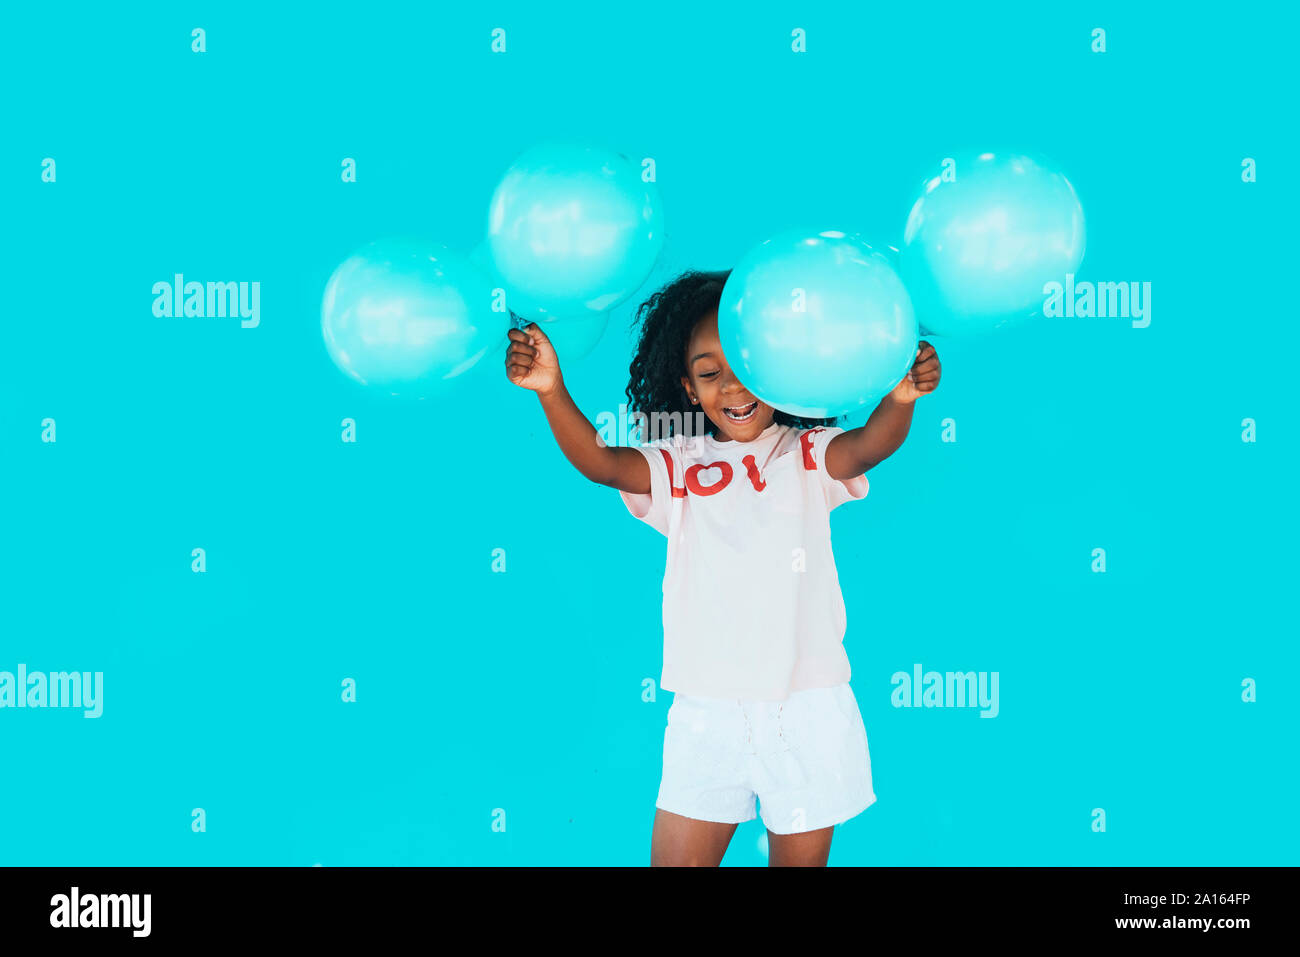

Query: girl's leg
[[766, 826, 834, 867], [651, 809, 739, 866]]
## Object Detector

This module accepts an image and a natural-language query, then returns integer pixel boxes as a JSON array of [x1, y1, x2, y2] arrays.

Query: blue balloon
[[487, 141, 664, 320], [532, 313, 609, 363], [718, 229, 919, 419], [470, 239, 609, 362], [900, 152, 1086, 336], [860, 237, 937, 337], [321, 238, 502, 398]]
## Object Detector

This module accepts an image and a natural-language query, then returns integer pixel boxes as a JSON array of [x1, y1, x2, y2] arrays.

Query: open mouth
[[722, 401, 758, 423]]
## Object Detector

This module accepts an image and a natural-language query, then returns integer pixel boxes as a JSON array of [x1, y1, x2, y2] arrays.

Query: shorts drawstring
[[738, 699, 753, 750], [737, 700, 789, 752]]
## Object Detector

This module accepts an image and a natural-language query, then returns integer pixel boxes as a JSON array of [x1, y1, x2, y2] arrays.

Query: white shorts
[[656, 682, 877, 835]]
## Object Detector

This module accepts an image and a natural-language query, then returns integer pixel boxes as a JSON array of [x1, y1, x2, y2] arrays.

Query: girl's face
[[679, 308, 776, 442]]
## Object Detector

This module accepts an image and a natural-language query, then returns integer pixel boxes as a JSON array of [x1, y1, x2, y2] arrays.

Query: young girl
[[505, 270, 941, 866]]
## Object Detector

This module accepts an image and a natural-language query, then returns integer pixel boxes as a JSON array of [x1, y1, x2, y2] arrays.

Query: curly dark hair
[[624, 269, 837, 440]]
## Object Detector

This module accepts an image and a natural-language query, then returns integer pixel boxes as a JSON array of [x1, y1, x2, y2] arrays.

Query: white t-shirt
[[619, 421, 869, 702]]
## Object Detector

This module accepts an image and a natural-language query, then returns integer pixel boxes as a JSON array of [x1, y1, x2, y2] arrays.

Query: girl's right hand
[[505, 322, 563, 397]]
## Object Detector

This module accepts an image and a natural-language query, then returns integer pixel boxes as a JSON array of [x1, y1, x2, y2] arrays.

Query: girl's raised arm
[[506, 323, 650, 495]]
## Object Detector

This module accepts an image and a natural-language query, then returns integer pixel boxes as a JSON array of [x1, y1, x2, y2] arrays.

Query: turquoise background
[[1, 1, 1295, 865]]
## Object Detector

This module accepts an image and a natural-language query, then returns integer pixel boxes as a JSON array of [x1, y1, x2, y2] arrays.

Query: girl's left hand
[[888, 341, 941, 404]]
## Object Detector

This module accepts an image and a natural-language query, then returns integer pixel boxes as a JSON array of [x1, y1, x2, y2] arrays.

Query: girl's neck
[[705, 422, 781, 448]]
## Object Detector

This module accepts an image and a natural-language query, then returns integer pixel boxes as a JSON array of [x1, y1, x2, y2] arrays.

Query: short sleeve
[[618, 439, 677, 536], [805, 426, 869, 511]]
